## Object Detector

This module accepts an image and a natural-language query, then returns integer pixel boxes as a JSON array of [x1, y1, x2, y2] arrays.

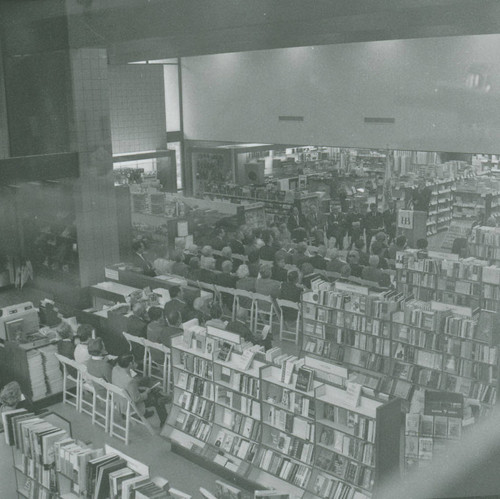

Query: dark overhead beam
[[0, 152, 79, 184]]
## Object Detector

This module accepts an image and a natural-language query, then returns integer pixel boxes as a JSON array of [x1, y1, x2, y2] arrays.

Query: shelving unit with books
[[204, 344, 267, 478], [301, 285, 401, 398], [3, 409, 172, 499], [426, 178, 454, 236], [468, 226, 500, 266], [247, 364, 320, 496], [309, 383, 401, 499], [163, 331, 216, 451]]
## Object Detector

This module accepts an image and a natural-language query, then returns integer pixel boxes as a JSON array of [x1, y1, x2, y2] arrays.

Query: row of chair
[[197, 282, 302, 345], [55, 335, 172, 445]]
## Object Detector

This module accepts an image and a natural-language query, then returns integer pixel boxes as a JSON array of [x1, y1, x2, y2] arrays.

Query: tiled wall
[[70, 48, 120, 287], [108, 64, 166, 154]]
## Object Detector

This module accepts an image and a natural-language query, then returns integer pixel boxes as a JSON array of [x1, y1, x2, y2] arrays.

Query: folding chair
[[84, 373, 111, 432], [78, 366, 96, 418], [233, 289, 256, 331], [54, 354, 81, 410], [276, 299, 301, 345], [122, 332, 147, 375], [107, 383, 156, 445], [253, 292, 277, 335], [143, 338, 172, 395], [214, 285, 236, 321]]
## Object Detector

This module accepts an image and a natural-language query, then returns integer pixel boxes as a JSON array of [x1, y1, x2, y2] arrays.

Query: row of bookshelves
[[161, 327, 402, 499]]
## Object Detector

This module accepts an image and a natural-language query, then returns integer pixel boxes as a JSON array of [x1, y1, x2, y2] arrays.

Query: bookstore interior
[[3, 3, 500, 499]]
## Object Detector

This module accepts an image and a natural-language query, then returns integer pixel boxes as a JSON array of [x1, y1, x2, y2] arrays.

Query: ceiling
[[2, 0, 500, 63]]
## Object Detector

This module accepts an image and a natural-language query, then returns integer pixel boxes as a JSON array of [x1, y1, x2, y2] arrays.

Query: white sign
[[398, 209, 414, 229]]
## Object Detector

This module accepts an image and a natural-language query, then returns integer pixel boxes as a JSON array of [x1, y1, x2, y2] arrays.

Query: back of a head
[[221, 246, 232, 259], [236, 264, 250, 279], [369, 255, 379, 268], [371, 241, 383, 256], [221, 260, 233, 273], [317, 245, 327, 257], [187, 244, 199, 254], [347, 251, 360, 265], [77, 323, 93, 342], [132, 240, 143, 253], [416, 238, 428, 250], [201, 256, 216, 270], [209, 302, 223, 320], [169, 286, 181, 299], [297, 242, 307, 254], [132, 301, 146, 317], [288, 270, 299, 284], [301, 262, 314, 275], [262, 230, 273, 245], [396, 235, 407, 249], [340, 264, 351, 278], [274, 253, 285, 267], [165, 308, 182, 327], [189, 257, 200, 270], [375, 232, 387, 243], [57, 322, 73, 340], [117, 354, 134, 369], [201, 245, 213, 257], [248, 250, 260, 263], [326, 248, 338, 260], [259, 264, 272, 279], [172, 250, 183, 263], [354, 239, 365, 251], [148, 306, 163, 322]]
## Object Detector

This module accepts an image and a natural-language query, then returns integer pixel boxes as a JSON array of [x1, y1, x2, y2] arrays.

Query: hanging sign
[[398, 209, 414, 229]]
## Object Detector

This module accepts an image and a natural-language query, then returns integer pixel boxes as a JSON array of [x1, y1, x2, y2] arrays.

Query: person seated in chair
[[86, 338, 113, 397], [74, 323, 93, 365], [205, 302, 228, 329], [111, 354, 170, 427], [163, 286, 189, 322], [170, 250, 189, 277], [225, 307, 253, 342]]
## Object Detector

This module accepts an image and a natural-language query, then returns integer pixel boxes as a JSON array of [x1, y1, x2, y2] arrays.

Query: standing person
[[363, 203, 384, 251], [345, 208, 363, 249], [326, 206, 346, 249], [287, 206, 308, 242], [306, 205, 324, 246], [383, 202, 398, 243]]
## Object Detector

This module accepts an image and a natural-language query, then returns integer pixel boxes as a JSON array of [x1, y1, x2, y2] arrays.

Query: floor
[[0, 400, 229, 498]]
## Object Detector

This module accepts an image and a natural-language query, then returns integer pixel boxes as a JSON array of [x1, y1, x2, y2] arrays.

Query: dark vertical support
[[177, 56, 190, 195]]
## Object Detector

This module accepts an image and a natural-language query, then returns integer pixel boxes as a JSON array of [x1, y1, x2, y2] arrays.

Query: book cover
[[405, 414, 420, 435], [295, 366, 314, 392], [405, 436, 419, 457], [217, 342, 233, 362], [418, 437, 433, 459], [420, 415, 434, 436]]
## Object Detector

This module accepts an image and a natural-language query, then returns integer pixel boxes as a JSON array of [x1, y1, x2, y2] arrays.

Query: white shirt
[[74, 343, 90, 365]]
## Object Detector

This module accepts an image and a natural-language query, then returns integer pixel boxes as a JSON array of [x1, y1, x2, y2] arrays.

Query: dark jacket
[[259, 245, 277, 262]]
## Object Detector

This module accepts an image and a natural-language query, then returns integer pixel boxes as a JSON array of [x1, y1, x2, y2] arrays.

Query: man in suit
[[363, 203, 384, 250], [259, 230, 277, 262], [163, 286, 189, 322], [383, 202, 398, 243], [272, 253, 288, 283], [131, 241, 156, 277], [287, 206, 308, 242], [211, 227, 226, 251], [229, 230, 245, 256]]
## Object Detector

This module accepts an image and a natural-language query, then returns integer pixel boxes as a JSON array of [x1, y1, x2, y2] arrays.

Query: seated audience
[[247, 250, 261, 278], [292, 242, 309, 268], [163, 309, 184, 345], [112, 354, 169, 426], [183, 244, 199, 266], [170, 250, 189, 277], [216, 260, 237, 288], [236, 264, 256, 310], [259, 230, 278, 262], [370, 241, 389, 269], [279, 270, 302, 322], [301, 262, 324, 289], [86, 338, 113, 396], [272, 253, 288, 283], [326, 248, 344, 273], [229, 230, 245, 256], [216, 246, 234, 271], [354, 239, 370, 266], [200, 245, 214, 269], [225, 308, 253, 342], [187, 257, 203, 281], [163, 286, 189, 322], [146, 307, 169, 364], [362, 256, 391, 287], [336, 263, 352, 283], [255, 264, 281, 298], [205, 302, 227, 329], [211, 227, 226, 251], [74, 323, 93, 365], [153, 250, 172, 276], [346, 251, 364, 278], [309, 244, 327, 270], [57, 322, 75, 360], [198, 255, 217, 283]]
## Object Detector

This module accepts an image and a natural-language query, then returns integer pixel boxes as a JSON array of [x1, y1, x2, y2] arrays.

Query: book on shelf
[[217, 342, 233, 362], [345, 382, 362, 408], [418, 437, 433, 459], [295, 366, 314, 392], [280, 359, 295, 385]]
